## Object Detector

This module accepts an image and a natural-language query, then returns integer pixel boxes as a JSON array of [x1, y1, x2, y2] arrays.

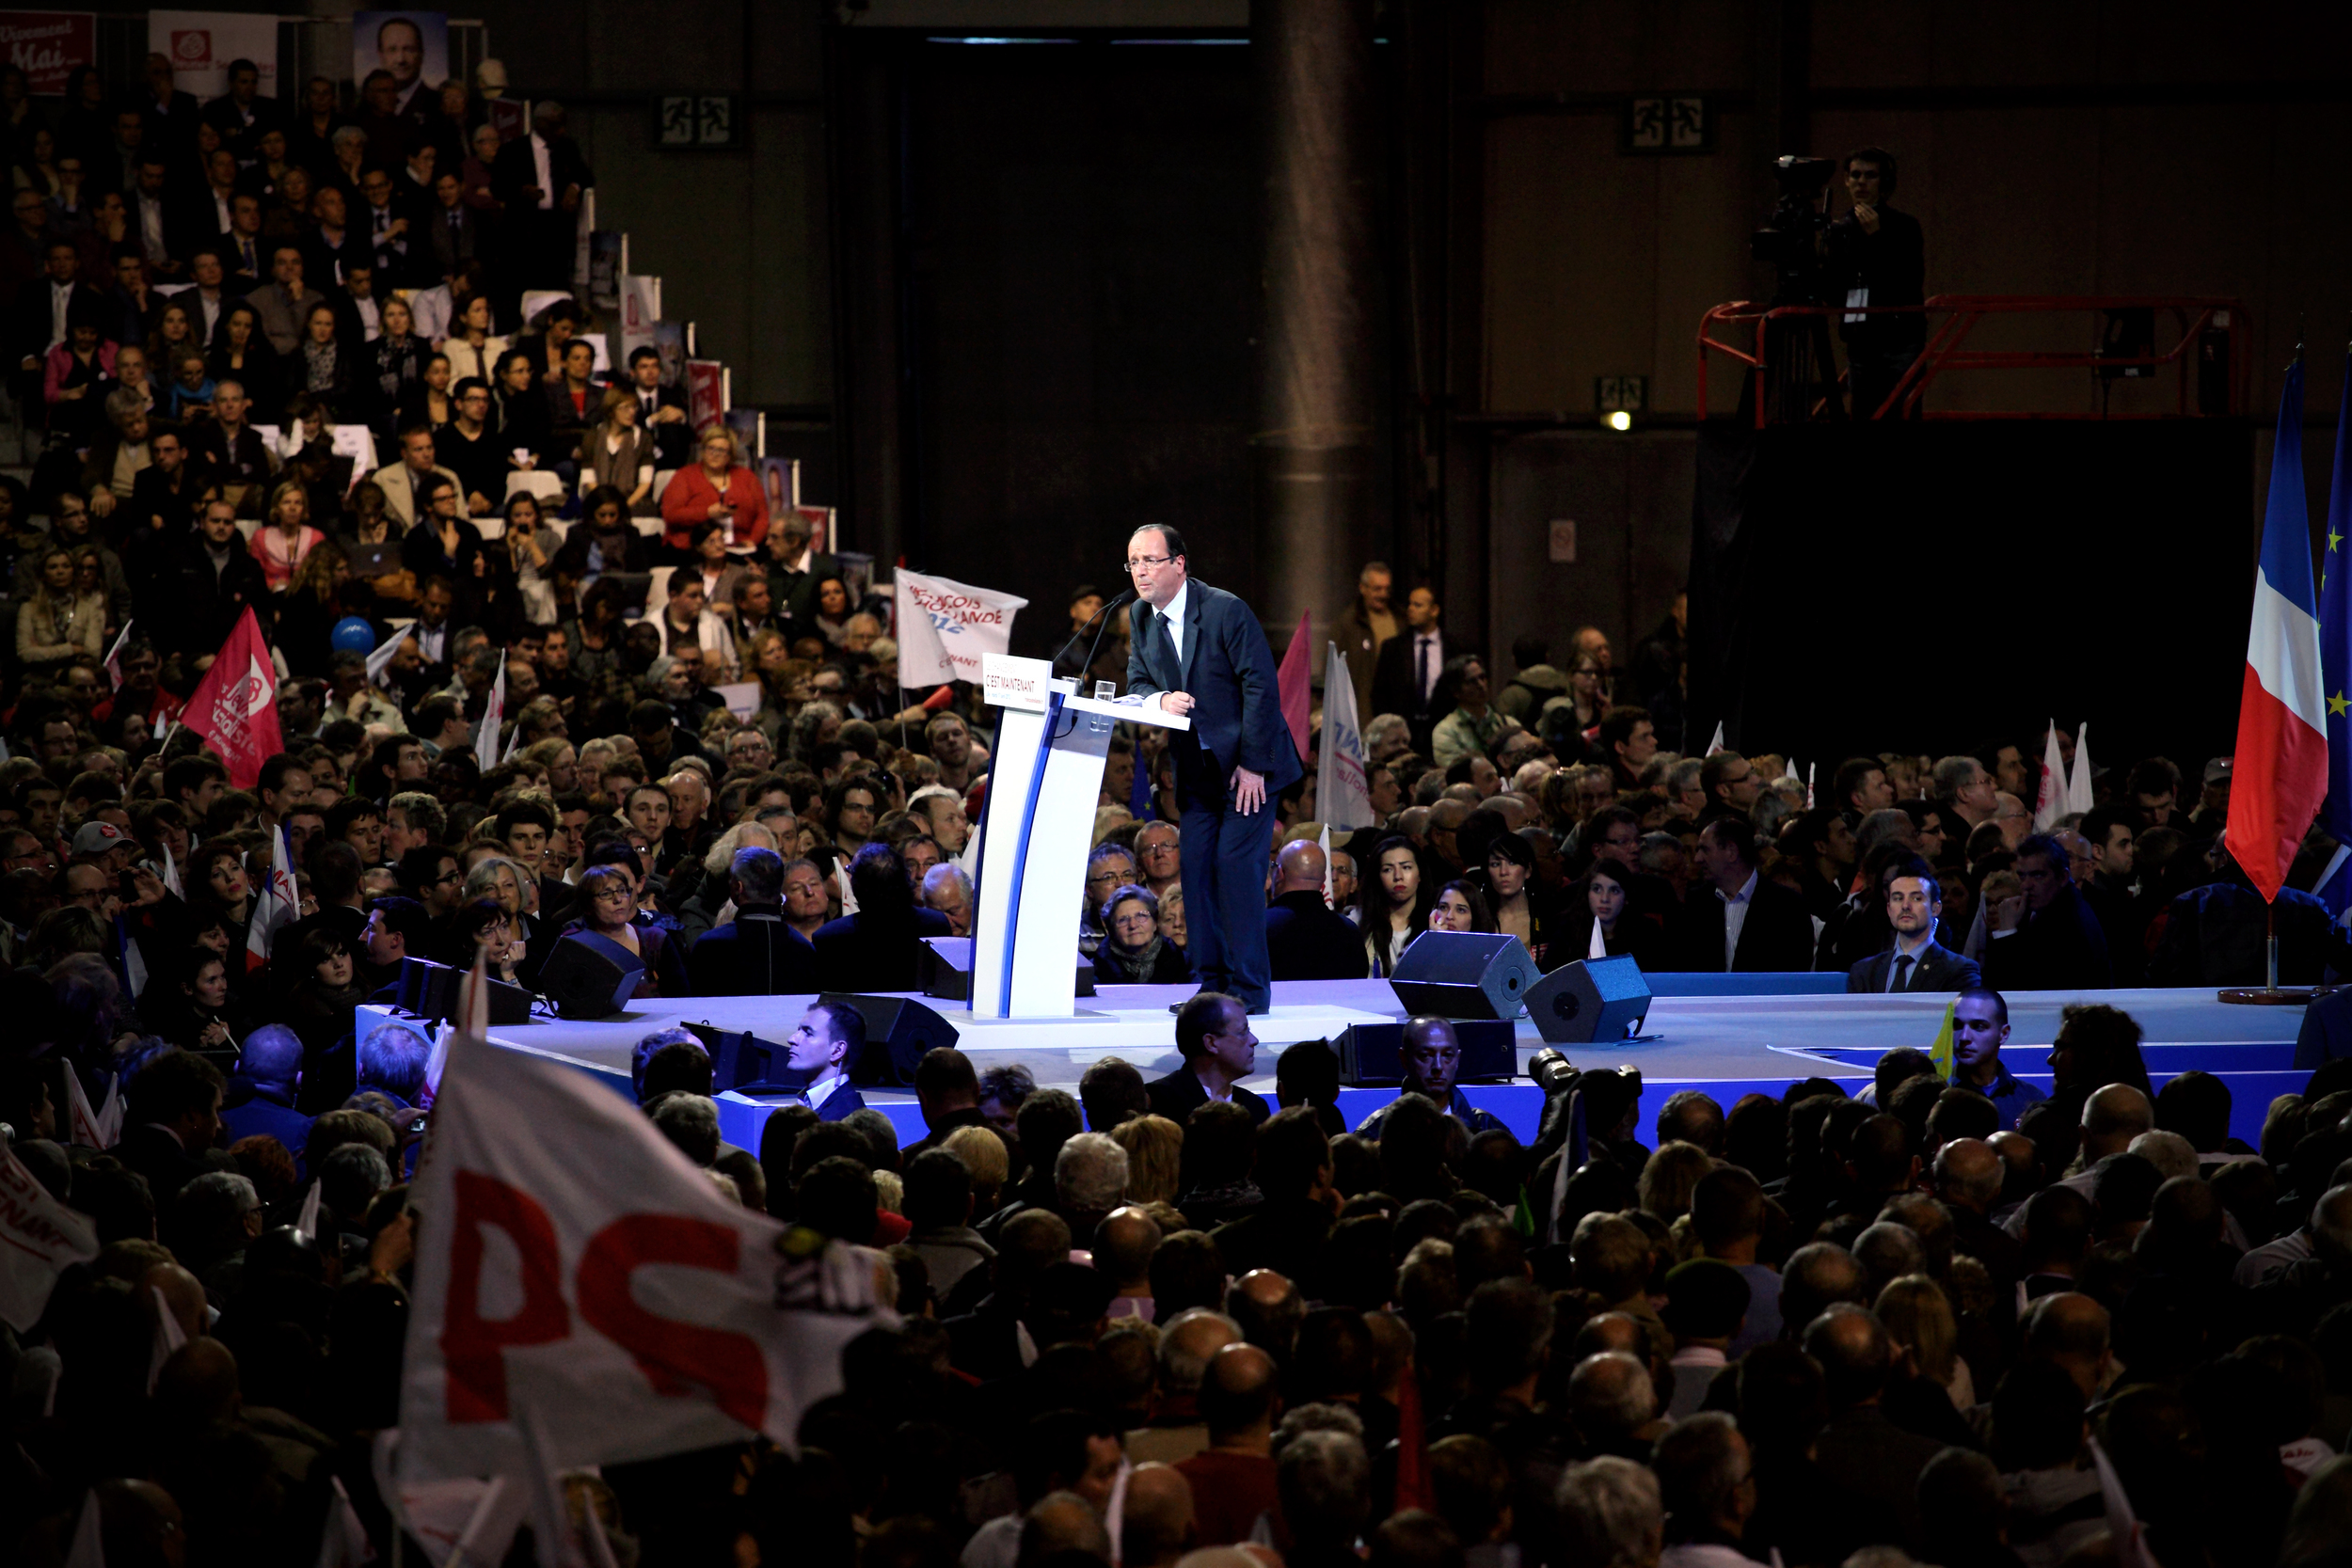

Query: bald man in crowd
[[1263, 837, 1369, 981]]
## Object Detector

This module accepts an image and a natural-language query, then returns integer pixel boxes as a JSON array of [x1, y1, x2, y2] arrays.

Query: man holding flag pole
[[2222, 348, 2330, 1000]]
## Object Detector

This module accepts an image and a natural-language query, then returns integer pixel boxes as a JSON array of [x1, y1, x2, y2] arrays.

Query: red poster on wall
[[0, 12, 95, 96]]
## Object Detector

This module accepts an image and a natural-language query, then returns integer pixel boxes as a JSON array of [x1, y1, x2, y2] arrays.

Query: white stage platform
[[360, 979, 2313, 1152]]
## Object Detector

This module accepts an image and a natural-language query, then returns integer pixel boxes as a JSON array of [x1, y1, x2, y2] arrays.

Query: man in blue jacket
[[1123, 526, 1304, 1013]]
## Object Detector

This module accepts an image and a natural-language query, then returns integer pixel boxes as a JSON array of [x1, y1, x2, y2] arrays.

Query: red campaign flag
[[182, 608, 283, 789], [1276, 610, 1312, 765]]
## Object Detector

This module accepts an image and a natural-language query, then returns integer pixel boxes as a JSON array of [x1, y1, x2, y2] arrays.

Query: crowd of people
[[4, 49, 2352, 1568], [1287, 562, 2342, 995], [15, 964, 2352, 1568]]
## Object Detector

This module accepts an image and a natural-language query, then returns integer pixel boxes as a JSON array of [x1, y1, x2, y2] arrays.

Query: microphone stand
[[1052, 588, 1133, 684]]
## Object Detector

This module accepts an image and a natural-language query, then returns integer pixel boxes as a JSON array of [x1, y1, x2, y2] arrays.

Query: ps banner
[[399, 979, 892, 1479]]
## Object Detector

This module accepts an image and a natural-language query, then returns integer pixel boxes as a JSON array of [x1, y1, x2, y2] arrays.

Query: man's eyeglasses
[[1124, 555, 1173, 574]]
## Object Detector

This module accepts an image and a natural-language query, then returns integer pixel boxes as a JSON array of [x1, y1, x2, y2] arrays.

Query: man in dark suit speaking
[[1123, 526, 1304, 1013], [1848, 858, 1981, 992]]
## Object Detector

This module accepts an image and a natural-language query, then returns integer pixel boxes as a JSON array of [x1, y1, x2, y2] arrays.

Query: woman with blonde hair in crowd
[[659, 422, 769, 554], [1111, 1114, 1184, 1205], [249, 479, 326, 593], [1877, 1273, 1973, 1411], [944, 1124, 1009, 1216], [15, 544, 103, 677]]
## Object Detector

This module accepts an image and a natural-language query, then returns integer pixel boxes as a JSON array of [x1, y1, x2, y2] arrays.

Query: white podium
[[970, 672, 1190, 1019]]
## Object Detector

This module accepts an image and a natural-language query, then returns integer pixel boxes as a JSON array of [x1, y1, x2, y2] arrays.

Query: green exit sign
[[653, 94, 741, 150]]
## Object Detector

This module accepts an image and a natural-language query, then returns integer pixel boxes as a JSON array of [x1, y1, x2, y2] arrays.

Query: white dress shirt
[[48, 280, 72, 349], [1716, 869, 1757, 971], [531, 134, 555, 210], [1884, 928, 1932, 991], [801, 1067, 849, 1112], [1413, 630, 1441, 701], [1158, 579, 1190, 668], [136, 191, 167, 261]]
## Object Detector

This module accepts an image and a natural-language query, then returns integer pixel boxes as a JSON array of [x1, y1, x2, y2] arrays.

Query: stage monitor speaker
[[1338, 1019, 1518, 1087], [919, 937, 973, 1001], [1524, 957, 1652, 1045], [919, 938, 1094, 1003], [820, 992, 961, 1086], [395, 956, 450, 1019], [393, 957, 533, 1025], [684, 1022, 818, 1097], [1389, 931, 1538, 1021], [539, 931, 646, 1020]]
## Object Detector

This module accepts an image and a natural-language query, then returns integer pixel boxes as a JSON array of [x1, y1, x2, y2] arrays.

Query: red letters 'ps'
[[442, 1172, 570, 1421], [578, 1214, 768, 1430], [439, 1173, 769, 1433]]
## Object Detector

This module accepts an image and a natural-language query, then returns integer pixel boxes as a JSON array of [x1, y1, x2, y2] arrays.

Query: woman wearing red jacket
[[658, 423, 769, 557]]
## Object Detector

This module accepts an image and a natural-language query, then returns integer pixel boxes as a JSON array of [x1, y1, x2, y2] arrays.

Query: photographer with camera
[[1827, 146, 1927, 419]]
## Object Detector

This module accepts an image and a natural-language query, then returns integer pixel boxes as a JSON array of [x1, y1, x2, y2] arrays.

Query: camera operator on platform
[[1827, 145, 1926, 420]]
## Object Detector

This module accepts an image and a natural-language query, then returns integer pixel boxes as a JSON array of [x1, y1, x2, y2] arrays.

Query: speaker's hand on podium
[[1158, 690, 1195, 717], [1233, 768, 1267, 815]]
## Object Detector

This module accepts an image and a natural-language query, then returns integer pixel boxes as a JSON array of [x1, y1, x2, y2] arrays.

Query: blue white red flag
[[2225, 356, 2328, 901]]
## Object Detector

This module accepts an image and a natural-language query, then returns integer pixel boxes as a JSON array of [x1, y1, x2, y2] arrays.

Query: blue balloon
[[331, 616, 377, 653]]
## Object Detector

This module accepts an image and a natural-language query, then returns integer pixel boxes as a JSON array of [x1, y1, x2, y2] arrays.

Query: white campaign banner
[[0, 1139, 98, 1331], [151, 10, 279, 103], [398, 959, 893, 1482], [896, 570, 1028, 688], [1318, 641, 1376, 829]]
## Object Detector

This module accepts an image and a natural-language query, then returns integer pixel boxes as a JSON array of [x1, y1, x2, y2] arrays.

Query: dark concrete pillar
[[1251, 0, 1376, 663]]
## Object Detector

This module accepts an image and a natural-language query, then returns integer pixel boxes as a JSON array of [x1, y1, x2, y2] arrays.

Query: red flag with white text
[[182, 608, 282, 789]]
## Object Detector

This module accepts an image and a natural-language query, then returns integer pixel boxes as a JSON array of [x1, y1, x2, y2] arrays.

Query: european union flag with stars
[[2318, 352, 2352, 915]]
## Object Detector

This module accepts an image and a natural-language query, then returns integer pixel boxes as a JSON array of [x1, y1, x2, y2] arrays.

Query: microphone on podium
[[1054, 587, 1135, 682]]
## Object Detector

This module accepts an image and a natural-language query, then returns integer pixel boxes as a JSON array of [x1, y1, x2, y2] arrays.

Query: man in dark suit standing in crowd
[[625, 346, 694, 467], [1848, 860, 1980, 992], [1370, 585, 1460, 750], [689, 847, 818, 996], [766, 510, 841, 633], [1124, 525, 1303, 1014], [1677, 819, 1815, 973], [1263, 839, 1368, 981], [1145, 991, 1270, 1125], [1985, 833, 2110, 991], [491, 100, 594, 294]]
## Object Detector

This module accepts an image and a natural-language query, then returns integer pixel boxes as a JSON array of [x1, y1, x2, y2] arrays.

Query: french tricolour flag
[[2226, 356, 2328, 902]]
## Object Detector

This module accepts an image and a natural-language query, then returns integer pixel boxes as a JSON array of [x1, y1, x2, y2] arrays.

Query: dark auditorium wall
[[886, 40, 1262, 641], [462, 0, 836, 420], [1466, 2, 2352, 687]]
